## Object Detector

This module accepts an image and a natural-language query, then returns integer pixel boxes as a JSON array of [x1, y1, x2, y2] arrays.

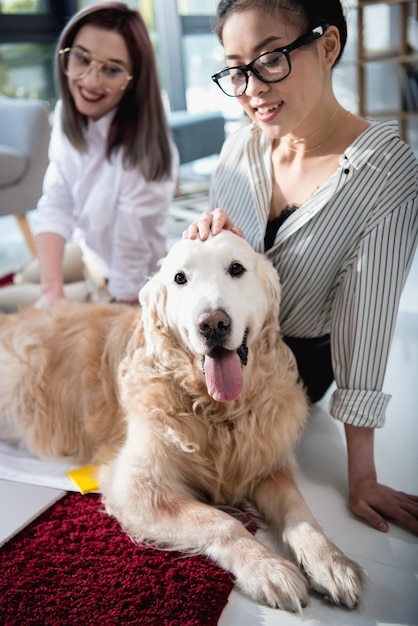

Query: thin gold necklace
[[283, 110, 352, 154]]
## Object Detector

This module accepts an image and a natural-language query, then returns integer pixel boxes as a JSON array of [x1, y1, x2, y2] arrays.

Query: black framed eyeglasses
[[211, 24, 329, 98]]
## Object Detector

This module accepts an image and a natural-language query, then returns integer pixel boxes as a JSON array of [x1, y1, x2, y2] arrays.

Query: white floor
[[1, 215, 417, 625]]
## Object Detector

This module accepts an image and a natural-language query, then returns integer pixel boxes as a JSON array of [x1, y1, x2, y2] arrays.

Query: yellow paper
[[67, 464, 99, 495]]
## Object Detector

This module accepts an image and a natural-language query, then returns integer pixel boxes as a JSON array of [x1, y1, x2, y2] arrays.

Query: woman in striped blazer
[[187, 0, 417, 535]]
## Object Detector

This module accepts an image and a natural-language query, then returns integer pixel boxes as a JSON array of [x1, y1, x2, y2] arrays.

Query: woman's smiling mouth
[[78, 87, 105, 102], [254, 102, 282, 121]]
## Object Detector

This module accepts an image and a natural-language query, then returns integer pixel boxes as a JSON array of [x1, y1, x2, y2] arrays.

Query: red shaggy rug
[[0, 492, 244, 625]]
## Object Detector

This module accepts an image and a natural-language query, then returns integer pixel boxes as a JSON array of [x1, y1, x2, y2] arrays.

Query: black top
[[264, 205, 298, 251]]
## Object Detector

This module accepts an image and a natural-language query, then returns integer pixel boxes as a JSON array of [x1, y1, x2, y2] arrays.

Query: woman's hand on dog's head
[[183, 208, 244, 241]]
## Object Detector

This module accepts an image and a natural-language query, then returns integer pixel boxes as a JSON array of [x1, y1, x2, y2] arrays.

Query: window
[[148, 0, 242, 118], [0, 1, 76, 107]]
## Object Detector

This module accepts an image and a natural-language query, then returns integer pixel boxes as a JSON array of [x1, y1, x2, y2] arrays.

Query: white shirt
[[34, 101, 179, 301], [210, 120, 418, 428]]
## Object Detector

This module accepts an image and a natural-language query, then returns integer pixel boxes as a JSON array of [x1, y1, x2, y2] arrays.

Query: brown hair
[[56, 1, 173, 181], [215, 0, 347, 66]]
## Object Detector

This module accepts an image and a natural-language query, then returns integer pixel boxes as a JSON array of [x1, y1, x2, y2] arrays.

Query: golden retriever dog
[[0, 231, 364, 612]]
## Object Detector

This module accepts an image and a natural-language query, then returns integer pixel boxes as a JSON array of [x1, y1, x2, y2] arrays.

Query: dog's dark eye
[[174, 272, 187, 285], [229, 262, 246, 277]]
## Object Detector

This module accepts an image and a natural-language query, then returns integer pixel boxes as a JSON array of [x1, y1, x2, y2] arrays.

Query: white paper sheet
[[0, 439, 78, 491]]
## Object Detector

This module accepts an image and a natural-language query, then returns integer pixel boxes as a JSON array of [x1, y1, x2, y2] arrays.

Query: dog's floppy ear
[[253, 253, 282, 354], [139, 273, 169, 355], [257, 252, 281, 319]]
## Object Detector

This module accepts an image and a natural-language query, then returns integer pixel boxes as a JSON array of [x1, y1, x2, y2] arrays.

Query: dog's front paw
[[235, 552, 309, 612], [301, 543, 365, 609]]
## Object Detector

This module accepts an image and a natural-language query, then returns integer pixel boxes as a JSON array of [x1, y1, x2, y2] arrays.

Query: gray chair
[[0, 95, 50, 256], [167, 110, 225, 165]]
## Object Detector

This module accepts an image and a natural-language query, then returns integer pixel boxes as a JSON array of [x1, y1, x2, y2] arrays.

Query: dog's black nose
[[197, 310, 231, 340]]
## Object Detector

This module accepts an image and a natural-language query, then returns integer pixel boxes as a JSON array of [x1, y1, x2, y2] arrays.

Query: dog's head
[[139, 231, 281, 403]]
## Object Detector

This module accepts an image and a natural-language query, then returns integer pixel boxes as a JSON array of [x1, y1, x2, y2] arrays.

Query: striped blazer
[[210, 120, 417, 428]]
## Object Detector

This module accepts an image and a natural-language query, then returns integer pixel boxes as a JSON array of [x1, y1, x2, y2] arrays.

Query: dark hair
[[215, 0, 347, 66], [56, 1, 173, 181]]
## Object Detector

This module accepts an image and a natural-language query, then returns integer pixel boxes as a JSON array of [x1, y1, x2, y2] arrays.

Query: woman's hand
[[34, 280, 65, 309], [183, 208, 243, 241], [348, 479, 418, 535], [345, 423, 418, 534]]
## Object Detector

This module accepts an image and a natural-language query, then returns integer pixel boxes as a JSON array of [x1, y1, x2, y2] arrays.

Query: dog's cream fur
[[0, 231, 364, 611]]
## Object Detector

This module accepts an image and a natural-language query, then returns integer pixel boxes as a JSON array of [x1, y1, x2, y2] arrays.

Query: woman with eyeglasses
[[0, 2, 178, 310], [186, 0, 417, 535]]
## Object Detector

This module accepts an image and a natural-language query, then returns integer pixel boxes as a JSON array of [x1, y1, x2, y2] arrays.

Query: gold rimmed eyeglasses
[[59, 47, 132, 92]]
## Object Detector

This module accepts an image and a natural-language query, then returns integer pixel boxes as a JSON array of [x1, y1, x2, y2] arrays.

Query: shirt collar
[[86, 107, 117, 140], [342, 120, 400, 170]]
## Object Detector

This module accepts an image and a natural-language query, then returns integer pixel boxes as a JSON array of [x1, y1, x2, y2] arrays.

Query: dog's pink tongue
[[204, 349, 243, 402]]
